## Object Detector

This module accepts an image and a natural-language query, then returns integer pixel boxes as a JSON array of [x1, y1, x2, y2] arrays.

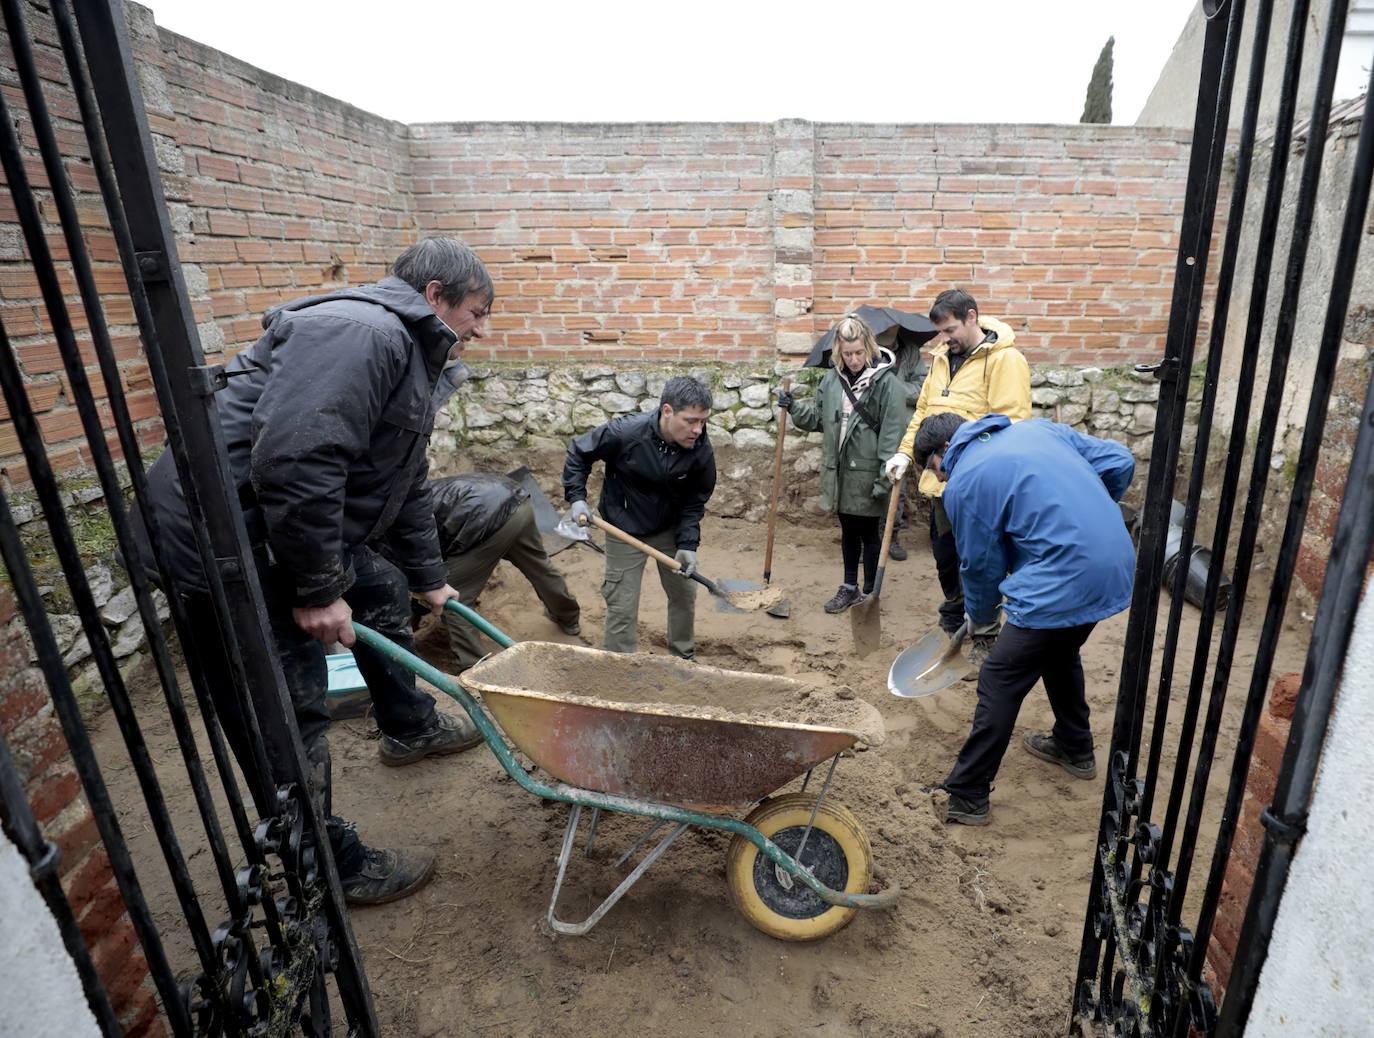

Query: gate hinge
[[1134, 358, 1181, 383], [135, 249, 170, 282], [1260, 805, 1307, 845], [188, 363, 251, 396]]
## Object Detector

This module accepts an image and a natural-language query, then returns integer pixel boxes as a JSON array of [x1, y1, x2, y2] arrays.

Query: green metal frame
[[350, 600, 898, 912]]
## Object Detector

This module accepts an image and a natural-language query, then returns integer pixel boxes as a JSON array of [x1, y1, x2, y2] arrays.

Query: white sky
[[141, 0, 1200, 125]]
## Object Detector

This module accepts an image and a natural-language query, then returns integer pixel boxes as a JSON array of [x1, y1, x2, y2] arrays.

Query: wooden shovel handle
[[763, 376, 791, 584], [590, 514, 723, 596], [590, 514, 682, 569], [868, 476, 905, 599]]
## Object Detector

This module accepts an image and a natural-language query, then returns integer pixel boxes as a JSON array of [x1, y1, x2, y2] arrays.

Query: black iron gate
[[0, 1, 377, 1033], [1071, 0, 1374, 1034]]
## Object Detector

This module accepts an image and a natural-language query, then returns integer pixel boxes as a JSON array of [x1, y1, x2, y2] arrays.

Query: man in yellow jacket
[[884, 289, 1032, 664]]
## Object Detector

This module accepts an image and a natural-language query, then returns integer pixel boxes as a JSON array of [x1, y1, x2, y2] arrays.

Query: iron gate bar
[[47, 0, 294, 975], [0, 0, 285, 1009], [1073, 0, 1246, 1021], [0, 38, 228, 1027], [0, 419, 189, 1032], [1158, 0, 1351, 987], [1132, 0, 1277, 881], [0, 720, 121, 1035], [1210, 59, 1374, 1038], [1123, 3, 1281, 1025], [69, 0, 378, 1028]]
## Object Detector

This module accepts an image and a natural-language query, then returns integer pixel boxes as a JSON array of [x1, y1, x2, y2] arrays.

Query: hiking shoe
[[545, 608, 581, 636], [823, 585, 864, 614], [341, 845, 436, 906], [888, 539, 908, 562], [379, 711, 482, 767], [945, 792, 991, 826], [1022, 731, 1097, 780]]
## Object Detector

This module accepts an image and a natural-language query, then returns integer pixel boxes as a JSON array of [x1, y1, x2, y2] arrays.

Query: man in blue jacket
[[911, 411, 1136, 826]]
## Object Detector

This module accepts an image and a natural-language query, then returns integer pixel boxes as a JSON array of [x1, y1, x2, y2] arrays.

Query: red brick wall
[[813, 126, 1191, 367]]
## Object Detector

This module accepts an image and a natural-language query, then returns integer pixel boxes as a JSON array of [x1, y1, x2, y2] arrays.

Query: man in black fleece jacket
[[136, 237, 490, 906], [562, 376, 716, 660]]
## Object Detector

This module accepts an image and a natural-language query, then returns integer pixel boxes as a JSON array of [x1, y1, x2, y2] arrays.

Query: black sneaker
[[888, 539, 908, 561], [823, 585, 863, 614], [1022, 731, 1097, 780], [379, 711, 483, 767], [341, 845, 436, 906], [945, 792, 991, 826]]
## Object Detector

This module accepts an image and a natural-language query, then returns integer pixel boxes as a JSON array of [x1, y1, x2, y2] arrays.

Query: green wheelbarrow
[[351, 600, 899, 942]]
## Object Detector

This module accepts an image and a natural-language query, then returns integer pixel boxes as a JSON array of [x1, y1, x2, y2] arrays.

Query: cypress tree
[[1081, 36, 1115, 124]]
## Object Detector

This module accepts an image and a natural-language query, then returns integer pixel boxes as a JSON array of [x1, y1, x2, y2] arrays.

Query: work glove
[[776, 388, 794, 412], [884, 453, 911, 481], [674, 549, 698, 577], [569, 500, 592, 526]]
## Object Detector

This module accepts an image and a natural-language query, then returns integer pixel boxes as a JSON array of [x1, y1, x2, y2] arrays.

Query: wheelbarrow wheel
[[725, 792, 873, 942]]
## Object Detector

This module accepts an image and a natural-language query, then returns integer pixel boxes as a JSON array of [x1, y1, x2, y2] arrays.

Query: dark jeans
[[930, 498, 964, 634], [838, 512, 881, 593], [179, 545, 437, 875], [943, 622, 1097, 802]]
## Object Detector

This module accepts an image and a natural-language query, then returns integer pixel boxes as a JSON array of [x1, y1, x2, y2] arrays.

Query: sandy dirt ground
[[93, 511, 1311, 1037]]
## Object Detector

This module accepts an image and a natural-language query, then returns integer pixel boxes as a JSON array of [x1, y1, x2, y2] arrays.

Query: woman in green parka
[[780, 313, 910, 613]]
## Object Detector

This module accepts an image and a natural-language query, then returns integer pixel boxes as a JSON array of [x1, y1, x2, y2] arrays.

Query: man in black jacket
[[563, 376, 716, 660], [429, 473, 581, 670], [137, 237, 491, 906]]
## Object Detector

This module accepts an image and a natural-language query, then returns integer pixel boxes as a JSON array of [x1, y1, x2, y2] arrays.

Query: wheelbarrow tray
[[462, 642, 884, 812]]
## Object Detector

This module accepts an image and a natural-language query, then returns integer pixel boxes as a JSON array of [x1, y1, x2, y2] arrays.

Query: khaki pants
[[442, 500, 581, 670], [601, 528, 697, 659]]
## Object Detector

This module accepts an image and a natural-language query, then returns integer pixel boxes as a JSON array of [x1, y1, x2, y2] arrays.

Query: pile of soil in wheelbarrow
[[463, 641, 885, 747]]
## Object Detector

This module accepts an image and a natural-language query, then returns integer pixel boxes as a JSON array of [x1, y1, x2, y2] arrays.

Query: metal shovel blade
[[888, 630, 974, 698], [713, 578, 785, 615], [850, 593, 882, 657]]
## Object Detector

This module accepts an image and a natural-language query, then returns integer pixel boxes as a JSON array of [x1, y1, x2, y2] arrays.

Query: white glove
[[884, 453, 911, 481], [569, 500, 592, 526]]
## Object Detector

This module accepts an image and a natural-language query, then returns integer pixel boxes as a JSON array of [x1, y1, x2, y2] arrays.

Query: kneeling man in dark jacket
[[429, 473, 581, 670], [912, 411, 1136, 826], [562, 376, 716, 660]]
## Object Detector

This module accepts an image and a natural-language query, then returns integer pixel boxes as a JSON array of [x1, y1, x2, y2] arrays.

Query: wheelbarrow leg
[[548, 805, 688, 936], [776, 753, 840, 892], [585, 807, 601, 858]]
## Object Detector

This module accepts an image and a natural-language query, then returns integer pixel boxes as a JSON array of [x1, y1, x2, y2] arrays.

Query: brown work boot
[[379, 712, 482, 767]]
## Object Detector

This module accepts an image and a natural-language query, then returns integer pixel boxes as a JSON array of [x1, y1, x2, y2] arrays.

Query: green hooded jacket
[[788, 347, 909, 517]]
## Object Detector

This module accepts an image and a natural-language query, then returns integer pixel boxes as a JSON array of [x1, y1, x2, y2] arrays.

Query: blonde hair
[[829, 313, 880, 370]]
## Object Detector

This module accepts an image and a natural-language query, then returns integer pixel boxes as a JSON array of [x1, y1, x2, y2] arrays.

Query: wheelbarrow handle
[[443, 598, 516, 648], [589, 514, 724, 596]]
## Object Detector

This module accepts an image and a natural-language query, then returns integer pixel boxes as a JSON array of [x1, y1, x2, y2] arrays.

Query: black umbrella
[[804, 305, 939, 368]]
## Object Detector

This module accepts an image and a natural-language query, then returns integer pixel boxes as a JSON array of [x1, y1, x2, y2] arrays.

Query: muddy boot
[[1022, 731, 1097, 780], [823, 584, 863, 614], [945, 793, 991, 826], [379, 711, 482, 767], [341, 845, 436, 906], [888, 538, 908, 562]]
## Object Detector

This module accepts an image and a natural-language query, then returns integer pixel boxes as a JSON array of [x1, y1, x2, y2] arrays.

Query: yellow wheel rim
[[725, 792, 873, 942]]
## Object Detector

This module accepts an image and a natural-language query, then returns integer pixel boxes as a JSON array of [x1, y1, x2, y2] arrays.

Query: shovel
[[570, 513, 786, 613], [888, 619, 975, 698], [761, 377, 793, 619], [849, 478, 904, 657]]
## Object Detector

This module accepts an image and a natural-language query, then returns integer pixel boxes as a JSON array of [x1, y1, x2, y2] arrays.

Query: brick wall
[[407, 120, 1194, 367]]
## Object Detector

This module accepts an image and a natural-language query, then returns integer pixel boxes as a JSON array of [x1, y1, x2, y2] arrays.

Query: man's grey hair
[[392, 236, 494, 306], [660, 375, 712, 412]]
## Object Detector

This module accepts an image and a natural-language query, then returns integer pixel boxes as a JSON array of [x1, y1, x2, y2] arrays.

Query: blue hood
[[941, 418, 1136, 629]]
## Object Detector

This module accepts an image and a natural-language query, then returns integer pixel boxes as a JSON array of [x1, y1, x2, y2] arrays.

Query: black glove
[[777, 388, 794, 411]]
